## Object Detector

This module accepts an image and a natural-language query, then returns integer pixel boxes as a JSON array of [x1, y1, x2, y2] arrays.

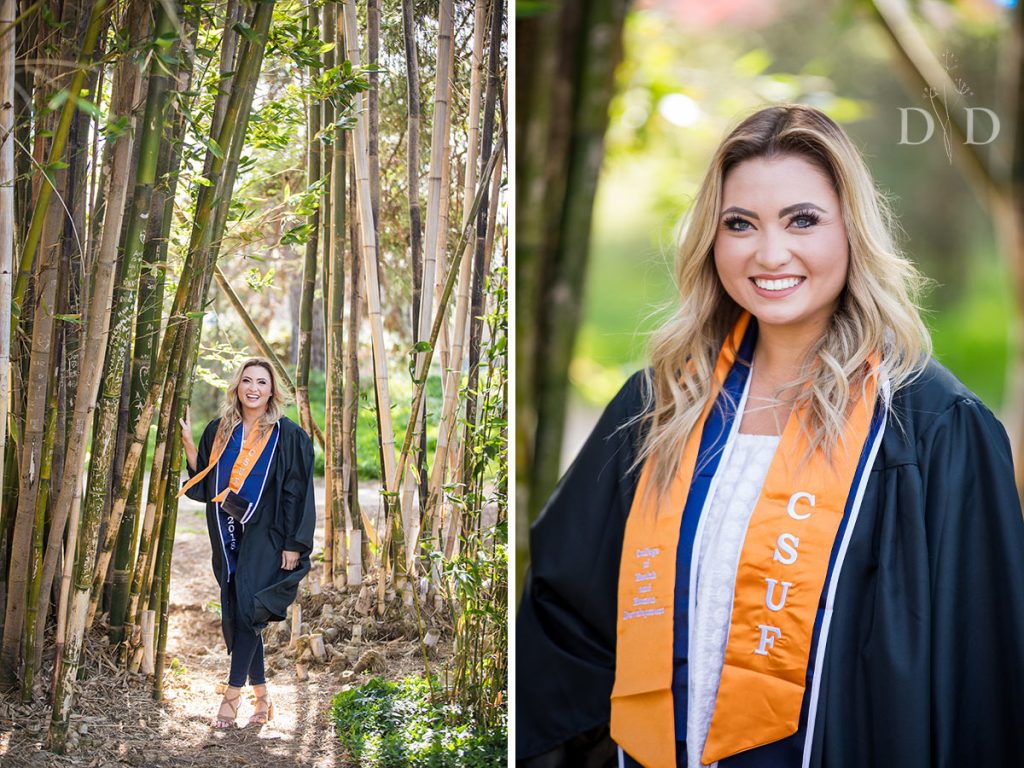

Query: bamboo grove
[[0, 0, 508, 751]]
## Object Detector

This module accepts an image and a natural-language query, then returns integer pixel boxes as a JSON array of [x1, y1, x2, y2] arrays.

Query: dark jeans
[[227, 582, 266, 688]]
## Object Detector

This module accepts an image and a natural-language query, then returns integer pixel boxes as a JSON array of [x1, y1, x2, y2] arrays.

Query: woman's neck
[[752, 323, 820, 386], [240, 409, 264, 432], [741, 324, 818, 435]]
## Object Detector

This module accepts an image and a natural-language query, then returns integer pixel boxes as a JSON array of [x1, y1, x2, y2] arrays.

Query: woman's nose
[[754, 231, 793, 270]]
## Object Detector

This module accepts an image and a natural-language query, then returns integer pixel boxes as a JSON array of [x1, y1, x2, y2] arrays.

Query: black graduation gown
[[184, 416, 316, 651], [517, 361, 1024, 767]]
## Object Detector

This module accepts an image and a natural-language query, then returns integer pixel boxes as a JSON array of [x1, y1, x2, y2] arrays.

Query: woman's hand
[[179, 407, 198, 472], [281, 550, 300, 570]]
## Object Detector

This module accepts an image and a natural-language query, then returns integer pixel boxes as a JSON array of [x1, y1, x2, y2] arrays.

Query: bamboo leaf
[[233, 20, 260, 43], [205, 137, 224, 159], [46, 89, 69, 111], [153, 31, 178, 48], [74, 96, 101, 119], [103, 116, 131, 138], [280, 223, 314, 245]]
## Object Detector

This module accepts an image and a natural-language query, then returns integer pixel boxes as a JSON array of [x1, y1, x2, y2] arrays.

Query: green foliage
[[436, 266, 508, 727], [927, 255, 1011, 409], [330, 676, 506, 768], [433, 519, 508, 729]]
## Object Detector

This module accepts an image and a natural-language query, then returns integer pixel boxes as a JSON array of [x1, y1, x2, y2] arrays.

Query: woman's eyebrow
[[721, 202, 826, 219]]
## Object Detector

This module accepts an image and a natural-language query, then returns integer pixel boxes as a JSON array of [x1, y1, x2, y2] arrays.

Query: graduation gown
[[184, 416, 316, 651], [517, 360, 1024, 767]]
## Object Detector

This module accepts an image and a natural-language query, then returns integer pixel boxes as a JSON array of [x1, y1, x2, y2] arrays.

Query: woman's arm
[[181, 418, 217, 503], [517, 372, 649, 763], [280, 425, 316, 557], [180, 406, 198, 472], [922, 399, 1024, 764]]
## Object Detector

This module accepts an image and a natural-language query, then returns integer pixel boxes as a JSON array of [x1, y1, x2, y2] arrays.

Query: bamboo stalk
[[0, 0, 14, 591], [415, 0, 454, 358], [1, 191, 61, 685], [432, 25, 457, 381], [342, 0, 397, 498], [324, 0, 346, 588], [422, 0, 487, 538], [296, 2, 321, 440], [405, 1, 455, 529], [402, 0, 422, 344], [109, 39, 191, 644], [461, 0, 503, 511], [342, 171, 367, 559], [152, 416, 182, 699], [20, 373, 56, 701], [140, 609, 155, 674]]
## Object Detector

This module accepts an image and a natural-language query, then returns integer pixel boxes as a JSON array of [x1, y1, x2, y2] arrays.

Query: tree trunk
[[517, 0, 631, 543]]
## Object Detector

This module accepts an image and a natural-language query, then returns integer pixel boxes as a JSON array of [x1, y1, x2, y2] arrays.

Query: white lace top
[[686, 432, 780, 768]]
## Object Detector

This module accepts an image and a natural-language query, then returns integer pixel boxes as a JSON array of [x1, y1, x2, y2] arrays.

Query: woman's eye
[[790, 212, 820, 229], [723, 216, 752, 232]]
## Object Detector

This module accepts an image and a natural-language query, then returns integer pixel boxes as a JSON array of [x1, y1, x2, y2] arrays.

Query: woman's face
[[713, 154, 849, 340], [238, 365, 273, 414]]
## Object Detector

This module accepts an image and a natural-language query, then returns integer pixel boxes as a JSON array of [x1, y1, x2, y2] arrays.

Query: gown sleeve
[[517, 371, 650, 764], [281, 425, 316, 554], [182, 420, 218, 503], [920, 398, 1024, 764]]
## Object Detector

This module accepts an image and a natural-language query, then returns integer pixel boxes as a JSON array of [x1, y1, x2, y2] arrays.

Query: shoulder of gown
[[819, 358, 1024, 766]]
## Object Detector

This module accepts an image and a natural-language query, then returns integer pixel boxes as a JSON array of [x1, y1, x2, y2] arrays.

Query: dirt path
[[1, 485, 444, 767]]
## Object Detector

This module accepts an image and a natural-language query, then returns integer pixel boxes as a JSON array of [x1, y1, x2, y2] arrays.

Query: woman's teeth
[[753, 277, 802, 291]]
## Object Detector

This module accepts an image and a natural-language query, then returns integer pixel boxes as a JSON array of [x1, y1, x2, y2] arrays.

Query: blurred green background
[[563, 0, 1014, 462]]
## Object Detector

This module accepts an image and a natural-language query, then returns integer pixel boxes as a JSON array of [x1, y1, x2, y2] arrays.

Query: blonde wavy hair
[[215, 357, 290, 444], [639, 104, 932, 495]]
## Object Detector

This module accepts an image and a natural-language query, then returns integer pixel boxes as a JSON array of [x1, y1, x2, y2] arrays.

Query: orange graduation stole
[[610, 314, 879, 767], [178, 422, 277, 502]]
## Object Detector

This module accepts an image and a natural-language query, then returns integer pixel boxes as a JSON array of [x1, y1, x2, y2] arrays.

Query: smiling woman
[[178, 357, 316, 731], [516, 104, 1024, 768]]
